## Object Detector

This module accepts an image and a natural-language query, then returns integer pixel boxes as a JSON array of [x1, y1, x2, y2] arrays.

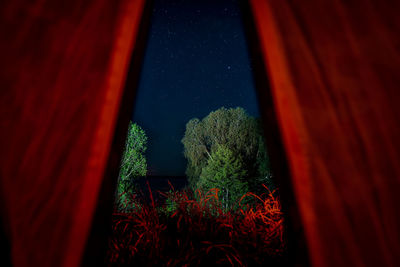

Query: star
[[227, 65, 231, 70]]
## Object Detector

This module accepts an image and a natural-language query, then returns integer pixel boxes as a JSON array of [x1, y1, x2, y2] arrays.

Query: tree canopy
[[182, 107, 271, 193], [116, 122, 147, 211], [197, 145, 248, 211]]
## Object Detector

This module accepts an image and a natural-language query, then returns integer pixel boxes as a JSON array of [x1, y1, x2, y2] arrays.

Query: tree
[[182, 107, 271, 191], [197, 145, 248, 211], [116, 122, 147, 211], [251, 134, 274, 193]]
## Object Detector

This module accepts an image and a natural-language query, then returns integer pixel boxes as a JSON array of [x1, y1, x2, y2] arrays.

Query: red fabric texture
[[2, 0, 400, 266], [249, 0, 400, 266], [0, 0, 145, 266]]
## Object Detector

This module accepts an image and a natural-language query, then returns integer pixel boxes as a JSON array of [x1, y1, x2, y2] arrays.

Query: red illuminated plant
[[108, 183, 286, 266]]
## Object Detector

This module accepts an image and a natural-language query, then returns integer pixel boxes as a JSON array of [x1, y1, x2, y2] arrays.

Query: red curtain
[[2, 0, 400, 266], [0, 0, 145, 266], [249, 0, 400, 266]]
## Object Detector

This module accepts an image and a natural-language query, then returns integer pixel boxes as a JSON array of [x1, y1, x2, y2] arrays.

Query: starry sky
[[131, 0, 260, 177]]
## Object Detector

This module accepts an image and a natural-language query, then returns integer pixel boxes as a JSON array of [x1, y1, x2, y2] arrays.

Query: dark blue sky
[[132, 0, 260, 176]]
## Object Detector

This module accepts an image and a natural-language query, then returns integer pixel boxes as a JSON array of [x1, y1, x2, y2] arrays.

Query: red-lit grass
[[108, 183, 286, 266]]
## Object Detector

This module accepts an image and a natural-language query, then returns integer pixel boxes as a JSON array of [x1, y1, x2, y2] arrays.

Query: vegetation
[[109, 108, 284, 265], [182, 107, 272, 209], [197, 145, 248, 211], [108, 185, 286, 266], [116, 122, 148, 212]]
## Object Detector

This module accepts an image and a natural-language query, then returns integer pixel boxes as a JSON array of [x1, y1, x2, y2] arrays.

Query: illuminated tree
[[197, 145, 248, 211], [182, 107, 271, 191], [116, 122, 147, 211]]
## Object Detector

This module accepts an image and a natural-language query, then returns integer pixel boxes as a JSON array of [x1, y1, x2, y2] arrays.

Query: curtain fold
[[249, 0, 400, 266], [0, 0, 145, 266], [2, 0, 400, 266]]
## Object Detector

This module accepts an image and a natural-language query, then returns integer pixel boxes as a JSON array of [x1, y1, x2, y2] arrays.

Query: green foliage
[[197, 145, 249, 211], [181, 107, 272, 192], [116, 122, 147, 211], [157, 190, 178, 216]]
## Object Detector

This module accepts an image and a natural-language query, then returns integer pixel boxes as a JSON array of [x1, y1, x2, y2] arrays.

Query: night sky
[[132, 0, 260, 177]]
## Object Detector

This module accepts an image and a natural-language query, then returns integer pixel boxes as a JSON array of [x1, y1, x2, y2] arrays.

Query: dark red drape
[[249, 0, 400, 266], [2, 0, 400, 266], [0, 0, 145, 266]]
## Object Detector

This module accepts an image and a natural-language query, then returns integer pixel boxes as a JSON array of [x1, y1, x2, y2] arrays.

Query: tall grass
[[108, 183, 286, 266]]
